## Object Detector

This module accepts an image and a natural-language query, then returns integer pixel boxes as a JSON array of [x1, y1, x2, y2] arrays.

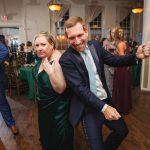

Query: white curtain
[[130, 13, 143, 40], [85, 5, 103, 40], [116, 6, 131, 26], [130, 13, 134, 37], [50, 4, 70, 38]]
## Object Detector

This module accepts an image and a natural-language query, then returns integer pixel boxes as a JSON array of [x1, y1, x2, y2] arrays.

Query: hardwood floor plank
[[0, 138, 7, 150]]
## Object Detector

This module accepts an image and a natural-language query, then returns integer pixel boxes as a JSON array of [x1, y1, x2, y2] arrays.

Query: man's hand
[[136, 42, 150, 59], [103, 105, 121, 120], [143, 42, 150, 57]]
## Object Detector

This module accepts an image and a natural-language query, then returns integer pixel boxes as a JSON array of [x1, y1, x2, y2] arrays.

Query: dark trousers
[[0, 81, 15, 127], [82, 112, 128, 150]]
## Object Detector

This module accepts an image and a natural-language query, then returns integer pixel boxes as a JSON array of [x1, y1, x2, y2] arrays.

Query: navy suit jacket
[[60, 40, 137, 127], [0, 43, 9, 82]]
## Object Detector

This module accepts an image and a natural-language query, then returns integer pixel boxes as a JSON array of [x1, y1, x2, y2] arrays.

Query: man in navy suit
[[59, 16, 150, 150], [0, 35, 19, 135]]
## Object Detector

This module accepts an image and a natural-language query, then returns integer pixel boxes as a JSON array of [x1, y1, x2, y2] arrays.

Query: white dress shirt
[[80, 47, 108, 112]]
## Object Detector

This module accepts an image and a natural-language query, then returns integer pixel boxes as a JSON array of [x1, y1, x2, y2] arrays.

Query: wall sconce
[[132, 0, 144, 14], [48, 0, 62, 12]]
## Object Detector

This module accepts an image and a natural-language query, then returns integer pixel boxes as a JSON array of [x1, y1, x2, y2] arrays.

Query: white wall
[[23, 4, 50, 42], [70, 2, 85, 19], [0, 0, 22, 26], [0, 0, 50, 43]]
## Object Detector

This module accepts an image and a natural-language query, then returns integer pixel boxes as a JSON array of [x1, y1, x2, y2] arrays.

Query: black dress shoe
[[10, 125, 19, 135]]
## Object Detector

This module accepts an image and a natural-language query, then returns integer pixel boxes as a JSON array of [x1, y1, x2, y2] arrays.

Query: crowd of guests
[[1, 16, 150, 150], [100, 27, 142, 115], [7, 40, 38, 68]]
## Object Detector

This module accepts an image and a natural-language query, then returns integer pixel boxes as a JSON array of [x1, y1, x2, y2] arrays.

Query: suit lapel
[[70, 47, 89, 77], [69, 45, 102, 79], [88, 43, 101, 78]]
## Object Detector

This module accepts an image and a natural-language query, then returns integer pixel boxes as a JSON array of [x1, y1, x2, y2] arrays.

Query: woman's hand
[[41, 52, 66, 94], [42, 57, 54, 75]]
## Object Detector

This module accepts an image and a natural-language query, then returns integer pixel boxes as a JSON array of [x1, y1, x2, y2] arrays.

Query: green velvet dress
[[32, 60, 73, 150]]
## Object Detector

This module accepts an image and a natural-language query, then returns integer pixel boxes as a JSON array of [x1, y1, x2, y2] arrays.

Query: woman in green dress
[[32, 31, 73, 150]]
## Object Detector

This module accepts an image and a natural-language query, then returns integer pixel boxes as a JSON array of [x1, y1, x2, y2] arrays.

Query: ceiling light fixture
[[132, 0, 143, 14], [132, 7, 143, 13], [48, 0, 62, 12]]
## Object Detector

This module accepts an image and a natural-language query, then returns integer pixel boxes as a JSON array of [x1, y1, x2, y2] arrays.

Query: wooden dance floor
[[0, 88, 150, 150]]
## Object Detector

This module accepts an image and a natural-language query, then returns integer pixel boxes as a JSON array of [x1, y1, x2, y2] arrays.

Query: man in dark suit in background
[[0, 35, 19, 135], [59, 16, 150, 150]]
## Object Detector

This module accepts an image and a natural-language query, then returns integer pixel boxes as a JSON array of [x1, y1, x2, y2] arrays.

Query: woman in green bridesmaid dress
[[32, 31, 73, 150]]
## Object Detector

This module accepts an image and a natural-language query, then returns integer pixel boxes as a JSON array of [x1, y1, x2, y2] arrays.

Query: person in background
[[108, 27, 118, 52], [32, 31, 73, 150], [94, 35, 100, 41], [25, 41, 34, 64], [0, 34, 19, 135], [19, 43, 25, 52], [100, 27, 118, 96], [5, 39, 13, 64], [112, 28, 132, 115], [130, 41, 142, 87], [59, 16, 150, 150], [17, 43, 26, 68], [101, 36, 116, 96], [11, 38, 18, 59]]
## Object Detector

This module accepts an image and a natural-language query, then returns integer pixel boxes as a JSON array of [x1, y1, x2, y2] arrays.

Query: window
[[90, 13, 102, 40], [56, 11, 69, 50], [120, 14, 130, 39]]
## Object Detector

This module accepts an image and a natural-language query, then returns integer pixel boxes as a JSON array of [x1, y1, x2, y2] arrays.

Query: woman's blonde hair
[[109, 27, 118, 41], [115, 28, 125, 41], [34, 31, 56, 49]]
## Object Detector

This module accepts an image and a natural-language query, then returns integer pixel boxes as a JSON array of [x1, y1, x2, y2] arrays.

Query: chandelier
[[48, 0, 62, 12], [132, 0, 143, 14], [132, 8, 143, 14]]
